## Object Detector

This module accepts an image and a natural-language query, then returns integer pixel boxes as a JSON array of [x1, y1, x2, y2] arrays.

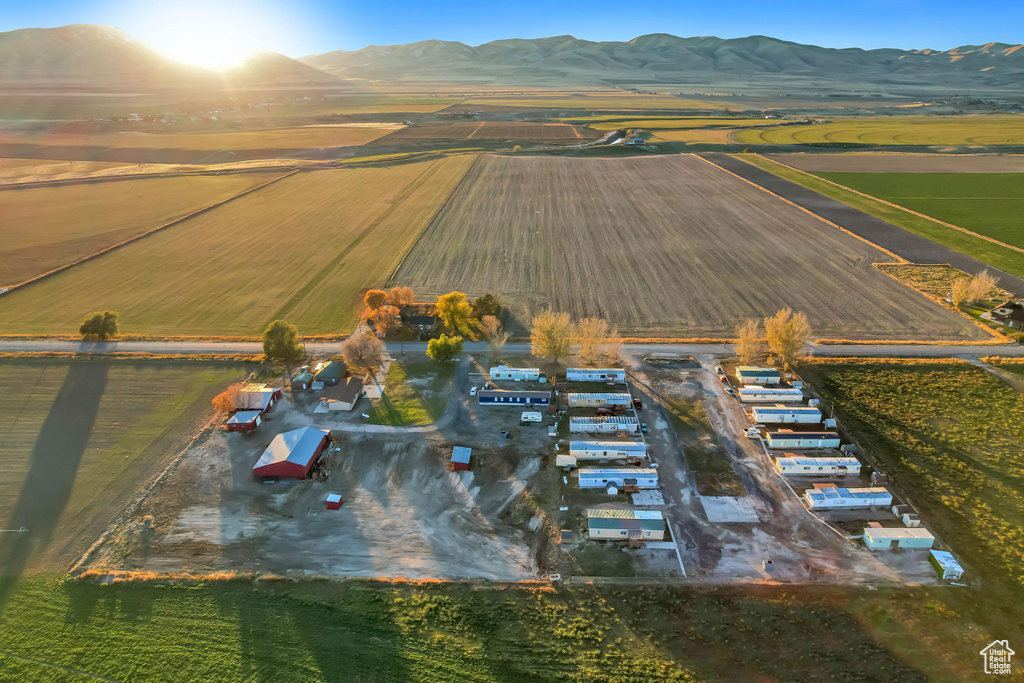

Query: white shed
[[578, 468, 659, 489], [863, 526, 935, 550], [566, 368, 626, 383]]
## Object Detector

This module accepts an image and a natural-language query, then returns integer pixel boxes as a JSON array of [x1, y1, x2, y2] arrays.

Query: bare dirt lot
[[393, 153, 986, 340], [369, 121, 597, 144], [767, 153, 1024, 174]]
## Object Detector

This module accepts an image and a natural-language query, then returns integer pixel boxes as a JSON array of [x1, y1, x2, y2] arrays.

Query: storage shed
[[863, 527, 935, 550], [751, 404, 822, 424], [735, 366, 782, 386], [252, 427, 331, 479], [929, 550, 964, 580], [902, 513, 921, 528], [765, 430, 841, 450], [587, 508, 665, 541], [325, 493, 343, 510], [738, 386, 803, 403], [569, 416, 639, 434], [314, 361, 346, 386], [804, 486, 892, 510], [578, 468, 659, 489], [451, 446, 472, 471], [489, 365, 542, 381], [291, 371, 314, 391], [477, 390, 551, 406], [225, 410, 263, 433], [236, 386, 282, 412], [566, 368, 626, 383], [773, 455, 861, 476], [318, 376, 364, 411], [567, 393, 632, 408]]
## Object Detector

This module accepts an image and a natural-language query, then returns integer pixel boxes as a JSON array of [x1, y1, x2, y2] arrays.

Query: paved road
[[701, 153, 1024, 298], [1, 339, 1022, 357]]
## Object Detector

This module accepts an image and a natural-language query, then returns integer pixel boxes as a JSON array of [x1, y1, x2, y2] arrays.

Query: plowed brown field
[[393, 154, 986, 340], [370, 121, 596, 144]]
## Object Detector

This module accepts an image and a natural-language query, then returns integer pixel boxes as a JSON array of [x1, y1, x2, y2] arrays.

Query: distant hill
[[301, 33, 1024, 90], [0, 24, 339, 89]]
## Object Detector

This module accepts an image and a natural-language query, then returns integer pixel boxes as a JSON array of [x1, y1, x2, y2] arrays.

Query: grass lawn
[[0, 359, 244, 575], [734, 116, 1024, 146], [0, 576, 1012, 682], [815, 172, 1024, 249], [367, 360, 455, 426], [737, 154, 1024, 280], [800, 359, 1024, 596], [875, 263, 972, 299]]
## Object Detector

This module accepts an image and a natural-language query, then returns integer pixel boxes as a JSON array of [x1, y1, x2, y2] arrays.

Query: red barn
[[451, 446, 471, 471], [236, 387, 282, 413], [225, 410, 263, 433], [252, 427, 331, 479]]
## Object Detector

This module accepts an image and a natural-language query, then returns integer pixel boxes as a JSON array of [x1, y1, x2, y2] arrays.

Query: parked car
[[726, 388, 735, 396], [745, 427, 760, 439], [640, 422, 649, 433], [548, 425, 557, 437], [596, 407, 615, 416], [632, 397, 643, 409], [714, 365, 723, 374], [470, 386, 478, 396], [718, 374, 727, 383], [501, 430, 511, 439]]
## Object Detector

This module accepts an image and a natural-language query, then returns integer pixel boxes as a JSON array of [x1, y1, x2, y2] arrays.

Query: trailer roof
[[227, 410, 263, 424], [570, 416, 638, 424], [579, 468, 658, 476], [566, 393, 632, 400], [776, 456, 860, 467], [570, 441, 646, 451], [864, 527, 934, 540]]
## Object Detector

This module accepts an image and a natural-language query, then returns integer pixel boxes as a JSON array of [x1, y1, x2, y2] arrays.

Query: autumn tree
[[950, 277, 971, 308], [763, 308, 811, 370], [531, 309, 573, 378], [340, 333, 385, 373], [967, 270, 998, 304], [427, 334, 464, 363], [79, 311, 119, 340], [472, 293, 502, 319], [435, 291, 474, 333], [364, 289, 388, 310], [212, 385, 240, 412], [602, 332, 623, 364], [735, 318, 766, 365], [574, 317, 610, 365], [374, 305, 401, 337], [262, 320, 303, 361], [488, 330, 509, 364], [480, 315, 502, 339], [387, 286, 414, 307]]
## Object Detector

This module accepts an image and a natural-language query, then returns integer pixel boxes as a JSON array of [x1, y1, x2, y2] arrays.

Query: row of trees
[[735, 308, 812, 369], [528, 310, 621, 377]]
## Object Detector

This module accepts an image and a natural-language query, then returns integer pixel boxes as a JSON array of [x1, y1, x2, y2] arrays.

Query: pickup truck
[[632, 398, 643, 409]]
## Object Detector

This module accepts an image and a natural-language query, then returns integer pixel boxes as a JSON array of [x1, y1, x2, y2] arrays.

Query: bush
[[79, 311, 118, 340], [427, 334, 464, 363]]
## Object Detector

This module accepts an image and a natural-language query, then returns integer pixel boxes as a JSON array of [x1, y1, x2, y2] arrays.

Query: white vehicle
[[745, 427, 761, 439], [548, 425, 557, 437], [521, 411, 543, 424], [469, 386, 478, 396]]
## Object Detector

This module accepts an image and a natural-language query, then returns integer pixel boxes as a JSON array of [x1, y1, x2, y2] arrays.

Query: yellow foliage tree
[[764, 308, 812, 370]]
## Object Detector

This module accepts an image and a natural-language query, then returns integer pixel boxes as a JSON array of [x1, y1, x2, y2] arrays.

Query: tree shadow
[[0, 361, 109, 608]]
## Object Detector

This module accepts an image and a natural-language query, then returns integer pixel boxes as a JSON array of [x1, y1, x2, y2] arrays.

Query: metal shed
[[291, 371, 314, 391], [225, 410, 263, 433], [252, 427, 331, 479], [451, 446, 472, 471], [314, 360, 346, 386]]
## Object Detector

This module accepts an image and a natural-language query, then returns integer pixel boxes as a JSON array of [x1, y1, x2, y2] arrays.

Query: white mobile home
[[490, 365, 542, 382], [929, 550, 964, 580], [587, 508, 665, 541], [773, 455, 861, 476], [734, 365, 782, 386], [751, 404, 822, 424], [804, 486, 892, 510], [569, 416, 639, 434], [738, 386, 804, 403], [765, 430, 841, 450], [578, 468, 659, 489], [567, 393, 632, 408], [566, 368, 626, 383], [570, 441, 646, 459], [863, 527, 935, 551]]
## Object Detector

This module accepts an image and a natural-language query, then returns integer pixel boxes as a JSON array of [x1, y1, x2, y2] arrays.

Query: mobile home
[[765, 430, 841, 450], [751, 404, 822, 424], [773, 455, 861, 476], [478, 390, 551, 406], [863, 527, 935, 550], [587, 508, 665, 541], [578, 468, 659, 489], [566, 368, 626, 383], [738, 386, 803, 403], [734, 366, 782, 386], [567, 393, 632, 408], [569, 416, 639, 434], [570, 441, 647, 459], [804, 486, 892, 510], [489, 365, 541, 382], [929, 550, 964, 580]]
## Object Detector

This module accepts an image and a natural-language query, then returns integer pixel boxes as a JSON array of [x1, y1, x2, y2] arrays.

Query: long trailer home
[[569, 416, 639, 434], [738, 386, 803, 403], [587, 508, 665, 541], [804, 485, 892, 510], [578, 468, 659, 489], [489, 366, 542, 382], [477, 390, 551, 406], [774, 455, 861, 476], [558, 440, 646, 468], [734, 366, 782, 386], [751, 404, 822, 424], [863, 526, 935, 551], [765, 430, 841, 450], [566, 368, 626, 383], [567, 393, 632, 408]]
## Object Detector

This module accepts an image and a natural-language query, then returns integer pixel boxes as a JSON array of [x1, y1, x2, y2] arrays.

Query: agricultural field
[[580, 117, 772, 131], [0, 358, 242, 575], [370, 122, 596, 144], [461, 93, 724, 110], [812, 172, 1024, 249], [0, 158, 130, 182], [734, 116, 1024, 146], [0, 172, 278, 287], [768, 153, 1024, 173], [0, 156, 477, 336], [393, 154, 986, 340], [875, 263, 976, 299], [800, 359, 1024, 597]]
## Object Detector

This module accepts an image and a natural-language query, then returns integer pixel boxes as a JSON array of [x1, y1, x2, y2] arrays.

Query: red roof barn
[[451, 446, 471, 471], [252, 426, 332, 479], [225, 410, 263, 433]]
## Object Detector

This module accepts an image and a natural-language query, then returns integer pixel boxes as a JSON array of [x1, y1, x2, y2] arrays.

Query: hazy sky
[[1, 0, 1021, 57]]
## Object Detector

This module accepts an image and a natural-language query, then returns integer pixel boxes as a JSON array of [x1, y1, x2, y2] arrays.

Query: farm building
[[566, 368, 626, 383], [567, 393, 632, 408], [863, 527, 935, 551], [804, 485, 892, 510], [765, 430, 841, 450], [929, 550, 964, 580], [751, 404, 822, 424], [318, 377, 364, 411], [489, 365, 542, 381], [569, 416, 639, 434], [314, 361, 346, 386], [735, 366, 782, 386], [236, 386, 282, 412], [225, 410, 263, 433], [738, 386, 803, 403], [405, 315, 436, 332], [451, 446, 472, 471], [587, 508, 665, 541], [252, 426, 332, 479], [478, 389, 551, 406], [325, 493, 343, 510], [903, 513, 921, 528], [578, 468, 659, 489], [291, 371, 314, 391], [773, 455, 861, 476], [981, 301, 1024, 330]]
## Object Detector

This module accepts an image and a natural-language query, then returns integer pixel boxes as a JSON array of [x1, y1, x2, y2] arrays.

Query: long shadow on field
[[0, 362, 109, 608]]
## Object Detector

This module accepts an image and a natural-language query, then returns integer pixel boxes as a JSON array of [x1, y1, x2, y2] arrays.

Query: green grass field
[[801, 359, 1024, 595], [0, 156, 476, 336], [735, 116, 1024, 146], [815, 172, 1024, 249], [552, 116, 769, 131], [737, 154, 1024, 280], [0, 359, 242, 574], [368, 360, 454, 426]]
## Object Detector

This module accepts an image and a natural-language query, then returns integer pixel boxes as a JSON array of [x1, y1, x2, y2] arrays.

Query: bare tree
[[374, 305, 401, 337], [735, 318, 766, 365], [387, 286, 414, 307], [764, 308, 812, 370], [601, 329, 623, 364], [531, 310, 573, 379], [480, 314, 501, 339], [488, 330, 509, 365], [574, 317, 609, 365], [340, 333, 385, 373], [967, 270, 998, 304], [950, 277, 971, 308]]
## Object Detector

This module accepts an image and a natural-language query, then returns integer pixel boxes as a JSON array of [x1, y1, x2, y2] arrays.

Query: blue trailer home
[[477, 389, 551, 406], [765, 430, 841, 449]]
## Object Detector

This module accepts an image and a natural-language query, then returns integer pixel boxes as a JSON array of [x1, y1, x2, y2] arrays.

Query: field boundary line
[[2, 169, 300, 296], [0, 165, 303, 192], [385, 154, 483, 288], [0, 650, 124, 682], [758, 154, 1024, 257], [692, 154, 908, 264]]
